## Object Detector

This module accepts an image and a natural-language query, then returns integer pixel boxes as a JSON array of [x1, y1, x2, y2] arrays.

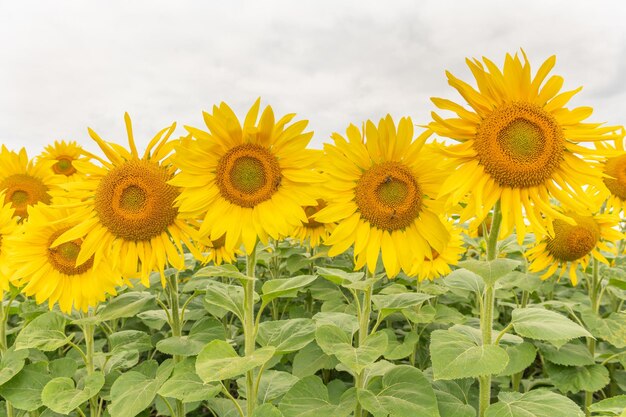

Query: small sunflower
[[51, 114, 200, 285], [429, 51, 620, 243], [0, 146, 56, 219], [292, 199, 335, 248], [171, 99, 321, 254], [38, 140, 97, 180], [593, 130, 626, 214], [8, 204, 124, 313], [0, 194, 18, 292], [315, 116, 449, 278], [412, 217, 464, 281], [201, 233, 240, 265], [526, 211, 622, 285]]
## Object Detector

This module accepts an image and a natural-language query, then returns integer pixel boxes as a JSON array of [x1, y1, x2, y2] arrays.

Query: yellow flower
[[201, 233, 241, 265], [171, 99, 321, 254], [315, 116, 449, 277], [51, 114, 199, 285], [411, 217, 464, 281], [0, 146, 56, 219], [292, 199, 336, 248], [38, 140, 93, 179], [593, 129, 626, 214], [527, 211, 622, 285], [8, 204, 124, 313], [0, 194, 18, 292], [429, 51, 620, 243]]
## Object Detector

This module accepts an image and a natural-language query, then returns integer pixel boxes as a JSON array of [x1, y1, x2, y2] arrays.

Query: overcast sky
[[1, 0, 625, 156]]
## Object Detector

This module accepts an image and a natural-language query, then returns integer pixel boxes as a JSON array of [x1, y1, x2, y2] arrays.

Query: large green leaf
[[588, 395, 626, 415], [158, 359, 220, 403], [545, 362, 610, 394], [430, 329, 509, 380], [41, 372, 105, 414], [98, 292, 156, 321], [237, 370, 299, 403], [484, 389, 584, 417], [431, 379, 476, 417], [358, 365, 440, 417], [195, 340, 275, 383], [498, 342, 536, 376], [14, 311, 71, 351], [279, 375, 353, 417], [538, 341, 594, 366], [442, 268, 484, 294], [459, 259, 519, 287], [261, 275, 317, 304], [316, 267, 363, 286], [204, 281, 254, 321], [257, 319, 316, 354], [108, 371, 160, 417], [109, 330, 153, 354], [292, 342, 338, 378], [315, 325, 387, 374], [0, 349, 28, 386], [0, 362, 51, 411], [253, 404, 285, 417], [371, 293, 433, 320], [582, 311, 626, 348], [193, 263, 248, 281], [511, 308, 591, 342]]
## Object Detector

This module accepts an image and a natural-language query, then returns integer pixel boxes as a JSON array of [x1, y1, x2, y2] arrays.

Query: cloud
[[1, 0, 625, 156]]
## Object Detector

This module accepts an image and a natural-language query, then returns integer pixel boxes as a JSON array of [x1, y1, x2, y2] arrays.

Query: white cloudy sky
[[1, 0, 625, 155]]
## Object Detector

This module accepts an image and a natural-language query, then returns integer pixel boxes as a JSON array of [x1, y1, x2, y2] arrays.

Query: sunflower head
[[0, 146, 54, 220], [293, 198, 335, 248], [430, 51, 619, 243], [39, 140, 89, 178], [545, 214, 600, 262], [0, 193, 18, 292]]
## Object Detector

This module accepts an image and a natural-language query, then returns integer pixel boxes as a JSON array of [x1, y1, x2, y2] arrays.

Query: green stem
[[166, 272, 185, 417], [1, 292, 14, 417], [585, 258, 600, 417], [354, 271, 373, 417], [245, 242, 258, 417], [83, 311, 98, 417], [479, 201, 502, 417]]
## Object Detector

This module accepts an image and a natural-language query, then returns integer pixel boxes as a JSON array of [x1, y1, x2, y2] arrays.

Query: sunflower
[[38, 140, 94, 179], [171, 99, 321, 255], [314, 116, 449, 278], [292, 199, 336, 248], [412, 217, 464, 281], [592, 129, 626, 214], [0, 194, 18, 292], [51, 114, 200, 285], [526, 211, 622, 285], [201, 233, 241, 265], [0, 146, 56, 219], [7, 204, 124, 313], [429, 51, 620, 243]]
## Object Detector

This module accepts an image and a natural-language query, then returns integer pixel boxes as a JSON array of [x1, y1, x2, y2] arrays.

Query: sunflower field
[[1, 51, 626, 417]]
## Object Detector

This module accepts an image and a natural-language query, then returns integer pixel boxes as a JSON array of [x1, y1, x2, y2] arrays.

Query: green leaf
[[430, 329, 509, 380], [292, 342, 338, 378], [0, 362, 51, 411], [0, 349, 28, 386], [358, 365, 440, 417], [315, 325, 387, 374], [538, 341, 594, 366], [261, 275, 317, 304], [41, 372, 105, 414], [316, 267, 363, 285], [431, 379, 475, 417], [204, 281, 253, 321], [484, 389, 584, 417], [109, 330, 153, 354], [253, 403, 285, 417], [371, 293, 433, 320], [156, 336, 206, 357], [383, 331, 419, 361], [49, 358, 78, 379], [545, 362, 610, 394], [257, 319, 316, 354], [511, 308, 591, 342], [279, 375, 352, 417], [193, 263, 248, 280], [459, 259, 519, 287], [498, 342, 536, 376], [98, 292, 156, 321], [108, 371, 161, 417], [313, 312, 359, 335], [14, 311, 72, 351], [582, 311, 626, 348], [158, 360, 220, 403], [196, 340, 275, 383], [497, 271, 543, 293], [442, 268, 484, 294], [589, 395, 626, 415], [237, 370, 299, 402]]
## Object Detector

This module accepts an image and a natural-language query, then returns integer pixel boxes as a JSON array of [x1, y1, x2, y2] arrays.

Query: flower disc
[[302, 199, 327, 229], [603, 154, 626, 200], [355, 161, 423, 231], [0, 174, 51, 218], [95, 159, 178, 241], [474, 102, 564, 188], [216, 144, 282, 208], [545, 215, 599, 262], [47, 228, 94, 275], [53, 157, 78, 176]]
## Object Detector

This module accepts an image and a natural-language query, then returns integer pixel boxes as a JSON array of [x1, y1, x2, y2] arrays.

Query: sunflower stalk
[[166, 272, 185, 417], [479, 201, 502, 417], [354, 270, 374, 417], [584, 257, 600, 417], [1, 291, 15, 417], [244, 242, 258, 417], [82, 309, 99, 417]]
